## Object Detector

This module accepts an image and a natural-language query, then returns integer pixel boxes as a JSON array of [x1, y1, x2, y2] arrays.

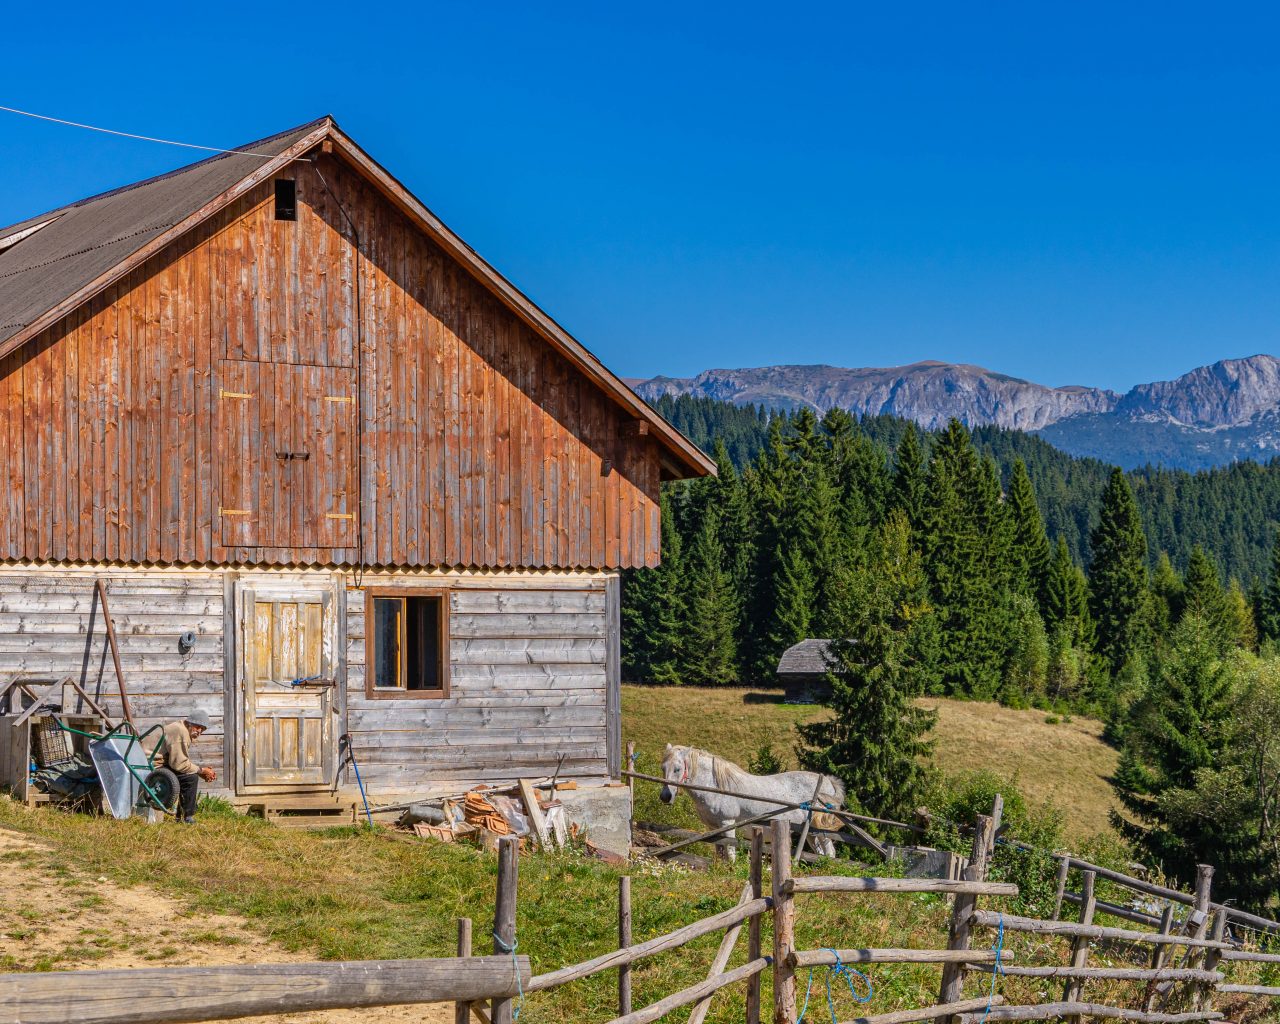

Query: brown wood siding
[[0, 155, 662, 571]]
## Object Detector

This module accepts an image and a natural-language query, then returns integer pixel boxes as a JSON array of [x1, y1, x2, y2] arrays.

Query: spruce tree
[[681, 515, 738, 684], [640, 491, 691, 686], [767, 541, 816, 659], [922, 421, 1013, 699], [890, 422, 928, 532], [1004, 595, 1049, 705], [742, 418, 792, 679], [1089, 468, 1151, 676], [787, 410, 843, 638], [1183, 545, 1232, 650], [1149, 552, 1185, 642], [1261, 529, 1280, 643], [1045, 536, 1093, 646], [1007, 459, 1051, 608], [798, 511, 937, 820], [1112, 613, 1238, 882], [1225, 578, 1258, 652]]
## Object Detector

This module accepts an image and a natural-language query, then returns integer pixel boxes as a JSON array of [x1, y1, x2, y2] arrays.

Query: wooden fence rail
[[0, 956, 530, 1024], [7, 793, 1280, 1024]]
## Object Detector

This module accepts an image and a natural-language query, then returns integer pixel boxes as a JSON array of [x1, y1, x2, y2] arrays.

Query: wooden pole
[[1144, 904, 1177, 1011], [939, 813, 995, 1024], [1064, 870, 1097, 1024], [491, 836, 519, 1024], [456, 918, 473, 1024], [1194, 912, 1226, 1013], [989, 794, 1004, 858], [1052, 856, 1070, 921], [747, 827, 764, 1024], [688, 883, 754, 1024], [618, 876, 632, 1017], [772, 817, 797, 1024], [1157, 865, 1214, 1008], [95, 579, 135, 728], [793, 775, 825, 866]]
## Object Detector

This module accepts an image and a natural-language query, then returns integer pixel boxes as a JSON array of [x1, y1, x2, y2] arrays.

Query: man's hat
[[185, 710, 212, 730]]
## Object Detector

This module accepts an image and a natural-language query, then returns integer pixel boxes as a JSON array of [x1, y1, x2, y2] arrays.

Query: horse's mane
[[680, 745, 755, 790]]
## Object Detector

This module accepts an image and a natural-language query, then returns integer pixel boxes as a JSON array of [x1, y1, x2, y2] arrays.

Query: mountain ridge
[[630, 354, 1280, 470]]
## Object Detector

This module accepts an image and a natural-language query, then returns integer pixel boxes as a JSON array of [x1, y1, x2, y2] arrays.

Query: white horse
[[659, 744, 845, 860]]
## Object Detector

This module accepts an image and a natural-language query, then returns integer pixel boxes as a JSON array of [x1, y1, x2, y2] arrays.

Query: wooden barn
[[0, 116, 712, 812]]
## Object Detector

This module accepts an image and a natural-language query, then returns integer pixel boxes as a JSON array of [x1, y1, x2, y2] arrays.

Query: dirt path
[[0, 828, 453, 1023]]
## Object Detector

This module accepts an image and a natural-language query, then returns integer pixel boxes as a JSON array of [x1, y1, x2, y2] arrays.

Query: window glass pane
[[373, 598, 404, 688], [406, 596, 442, 691]]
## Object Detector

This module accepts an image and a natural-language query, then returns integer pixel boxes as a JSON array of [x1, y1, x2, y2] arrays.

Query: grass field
[[0, 686, 1270, 1022], [0, 799, 961, 1023], [622, 686, 1122, 841]]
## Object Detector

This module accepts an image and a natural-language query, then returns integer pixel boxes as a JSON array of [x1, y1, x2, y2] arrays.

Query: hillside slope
[[622, 686, 1120, 840]]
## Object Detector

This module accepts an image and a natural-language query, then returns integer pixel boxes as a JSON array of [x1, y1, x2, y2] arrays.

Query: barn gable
[[0, 117, 710, 571]]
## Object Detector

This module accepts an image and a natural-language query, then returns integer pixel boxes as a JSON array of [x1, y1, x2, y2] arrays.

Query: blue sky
[[2, 3, 1278, 393]]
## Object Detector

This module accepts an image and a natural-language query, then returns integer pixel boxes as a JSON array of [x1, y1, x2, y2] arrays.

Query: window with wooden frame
[[365, 589, 449, 698]]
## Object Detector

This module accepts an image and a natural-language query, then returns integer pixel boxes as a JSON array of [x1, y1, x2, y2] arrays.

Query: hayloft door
[[237, 584, 338, 787], [217, 361, 357, 550]]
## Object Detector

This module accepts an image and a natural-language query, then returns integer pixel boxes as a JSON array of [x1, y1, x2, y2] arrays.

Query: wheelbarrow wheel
[[142, 767, 180, 814]]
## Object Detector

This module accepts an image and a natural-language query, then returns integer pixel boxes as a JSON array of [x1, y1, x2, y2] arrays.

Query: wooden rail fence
[[4, 801, 1280, 1024]]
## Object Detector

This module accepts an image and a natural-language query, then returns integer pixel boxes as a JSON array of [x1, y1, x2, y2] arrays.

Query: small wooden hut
[[0, 116, 712, 813], [776, 639, 840, 703]]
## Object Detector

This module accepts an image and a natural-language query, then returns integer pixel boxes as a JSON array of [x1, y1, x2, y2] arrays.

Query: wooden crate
[[0, 712, 103, 806]]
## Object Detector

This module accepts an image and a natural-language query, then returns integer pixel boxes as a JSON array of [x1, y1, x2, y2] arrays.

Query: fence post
[[618, 876, 632, 1016], [1152, 864, 1214, 1011], [939, 813, 995, 1024], [747, 826, 764, 1024], [794, 776, 825, 865], [1195, 909, 1227, 1012], [492, 836, 519, 1024], [456, 918, 473, 1024], [1051, 856, 1070, 921], [772, 817, 797, 1024], [1143, 903, 1176, 1011], [627, 741, 636, 800], [1063, 869, 1097, 1024]]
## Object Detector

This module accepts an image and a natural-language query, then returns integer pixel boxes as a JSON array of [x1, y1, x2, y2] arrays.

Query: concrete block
[[556, 784, 633, 859]]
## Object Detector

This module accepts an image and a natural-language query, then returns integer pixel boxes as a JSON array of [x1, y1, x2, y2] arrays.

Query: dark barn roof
[[0, 115, 714, 480], [777, 639, 839, 675], [0, 120, 324, 347]]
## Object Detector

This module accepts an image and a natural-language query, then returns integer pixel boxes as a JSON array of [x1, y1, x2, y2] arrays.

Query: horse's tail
[[819, 774, 846, 810]]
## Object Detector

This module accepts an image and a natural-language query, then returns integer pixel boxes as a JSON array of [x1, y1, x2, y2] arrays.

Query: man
[[159, 711, 217, 823]]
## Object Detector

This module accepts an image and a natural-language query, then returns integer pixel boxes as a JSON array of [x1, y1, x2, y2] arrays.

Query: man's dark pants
[[176, 773, 200, 820]]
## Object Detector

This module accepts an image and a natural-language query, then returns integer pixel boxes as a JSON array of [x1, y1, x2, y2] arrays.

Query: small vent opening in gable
[[274, 179, 296, 221]]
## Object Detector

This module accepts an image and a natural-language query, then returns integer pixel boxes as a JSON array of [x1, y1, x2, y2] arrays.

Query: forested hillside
[[623, 400, 1280, 908], [650, 393, 1280, 583]]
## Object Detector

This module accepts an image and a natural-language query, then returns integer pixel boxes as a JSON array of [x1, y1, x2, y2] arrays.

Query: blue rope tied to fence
[[796, 948, 873, 1024], [977, 913, 1006, 1024], [493, 931, 525, 1021]]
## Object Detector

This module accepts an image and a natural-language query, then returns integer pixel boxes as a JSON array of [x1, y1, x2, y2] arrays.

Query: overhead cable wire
[[0, 104, 294, 159]]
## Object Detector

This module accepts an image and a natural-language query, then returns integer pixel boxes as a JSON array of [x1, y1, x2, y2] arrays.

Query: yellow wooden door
[[240, 587, 336, 786]]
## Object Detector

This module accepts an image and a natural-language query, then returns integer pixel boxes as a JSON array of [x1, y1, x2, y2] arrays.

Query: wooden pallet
[[239, 794, 358, 829]]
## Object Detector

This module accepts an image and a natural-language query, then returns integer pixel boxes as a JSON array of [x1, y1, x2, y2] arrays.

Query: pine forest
[[623, 396, 1280, 911]]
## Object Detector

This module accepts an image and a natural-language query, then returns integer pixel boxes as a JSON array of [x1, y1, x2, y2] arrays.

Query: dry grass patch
[[919, 698, 1120, 839], [623, 686, 1120, 841]]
